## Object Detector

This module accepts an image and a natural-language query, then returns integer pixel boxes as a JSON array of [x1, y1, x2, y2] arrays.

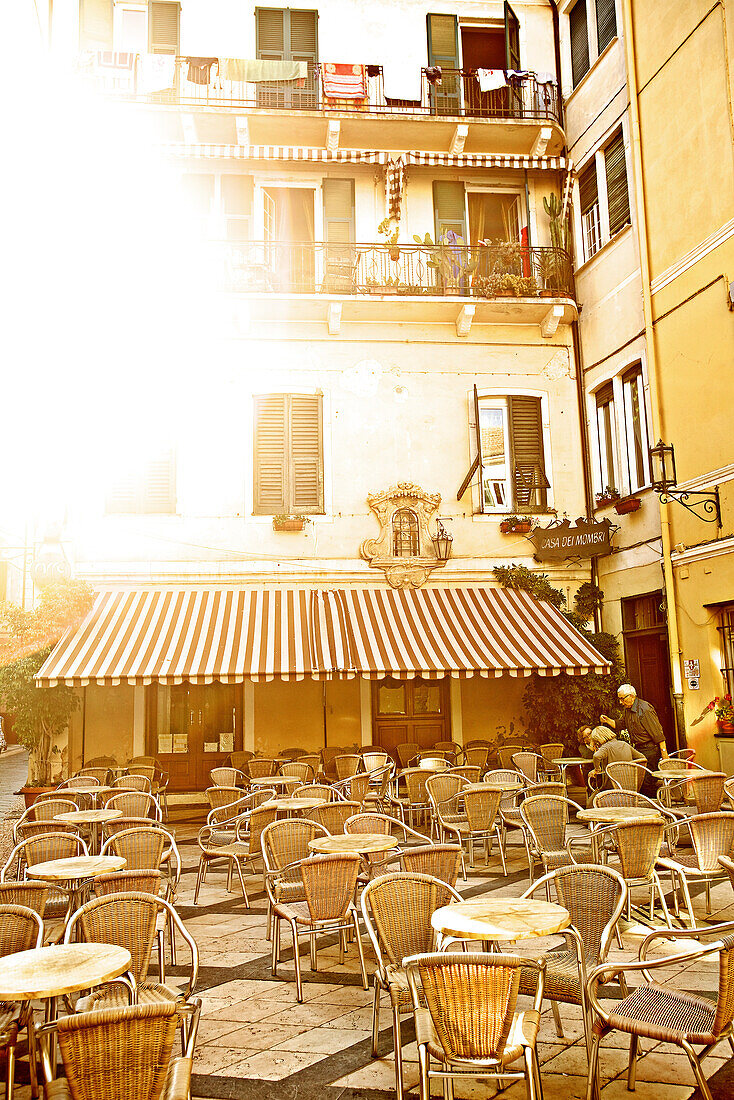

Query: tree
[[493, 565, 625, 748], [0, 581, 95, 786]]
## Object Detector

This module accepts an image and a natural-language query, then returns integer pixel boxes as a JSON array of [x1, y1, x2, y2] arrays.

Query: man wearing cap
[[601, 684, 668, 793]]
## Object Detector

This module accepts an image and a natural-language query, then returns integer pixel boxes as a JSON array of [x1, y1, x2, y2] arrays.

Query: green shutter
[[569, 0, 590, 88], [256, 8, 285, 60], [578, 159, 598, 217], [289, 395, 323, 513], [433, 180, 466, 240], [596, 0, 617, 54], [288, 9, 317, 64], [254, 394, 288, 514], [148, 1, 180, 54], [504, 2, 521, 69], [323, 179, 354, 244], [427, 14, 459, 114], [605, 131, 630, 236], [509, 396, 547, 510], [256, 8, 317, 107], [79, 0, 113, 50]]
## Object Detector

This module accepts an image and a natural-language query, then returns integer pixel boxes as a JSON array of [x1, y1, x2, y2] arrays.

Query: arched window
[[392, 509, 419, 557]]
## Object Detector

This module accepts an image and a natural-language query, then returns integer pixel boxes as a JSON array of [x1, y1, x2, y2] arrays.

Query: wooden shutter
[[569, 0, 590, 88], [323, 179, 355, 244], [254, 394, 288, 514], [578, 158, 598, 216], [433, 180, 466, 240], [596, 0, 617, 54], [105, 477, 137, 514], [605, 131, 630, 236], [144, 453, 176, 514], [221, 175, 254, 241], [149, 1, 180, 54], [289, 9, 318, 65], [509, 396, 547, 510], [504, 2, 521, 70], [427, 14, 460, 113], [79, 0, 113, 50], [256, 7, 285, 60], [290, 395, 323, 513]]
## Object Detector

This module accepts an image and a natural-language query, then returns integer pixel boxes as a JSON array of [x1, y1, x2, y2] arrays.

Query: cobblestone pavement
[[0, 745, 28, 815]]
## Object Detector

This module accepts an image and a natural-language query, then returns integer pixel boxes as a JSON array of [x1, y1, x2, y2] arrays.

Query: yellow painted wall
[[459, 676, 527, 746], [253, 679, 362, 754], [69, 685, 135, 772]]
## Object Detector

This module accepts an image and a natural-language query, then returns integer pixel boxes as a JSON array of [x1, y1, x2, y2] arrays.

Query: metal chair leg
[[627, 1033, 638, 1089], [291, 920, 303, 1002], [271, 915, 280, 975], [681, 1039, 713, 1100], [193, 857, 205, 904], [550, 999, 564, 1038], [393, 1005, 404, 1099], [371, 980, 381, 1057], [585, 1032, 601, 1100], [352, 910, 369, 991]]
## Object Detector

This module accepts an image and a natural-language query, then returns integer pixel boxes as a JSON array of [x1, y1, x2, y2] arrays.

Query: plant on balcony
[[490, 239, 525, 276], [378, 217, 401, 262], [474, 273, 538, 298], [272, 514, 309, 532], [595, 486, 620, 508], [614, 495, 642, 515], [499, 515, 534, 534], [413, 231, 478, 292], [543, 192, 569, 251]]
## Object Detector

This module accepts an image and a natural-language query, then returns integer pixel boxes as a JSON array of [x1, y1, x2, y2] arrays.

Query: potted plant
[[614, 495, 642, 515], [378, 217, 401, 262], [273, 514, 309, 532], [474, 273, 538, 298], [0, 580, 95, 804], [595, 486, 620, 508], [707, 695, 734, 731], [413, 231, 478, 294], [499, 515, 534, 535]]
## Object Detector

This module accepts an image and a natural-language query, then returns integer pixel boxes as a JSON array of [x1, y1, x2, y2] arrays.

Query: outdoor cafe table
[[63, 785, 134, 805], [54, 808, 123, 853], [250, 776, 299, 789], [552, 757, 592, 781], [28, 855, 127, 913], [308, 833, 399, 856], [578, 805, 664, 861], [266, 797, 325, 817], [651, 768, 717, 780], [431, 898, 570, 951]]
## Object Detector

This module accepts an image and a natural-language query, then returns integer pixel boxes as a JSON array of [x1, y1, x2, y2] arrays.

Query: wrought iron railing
[[76, 58, 562, 124], [218, 242, 575, 300]]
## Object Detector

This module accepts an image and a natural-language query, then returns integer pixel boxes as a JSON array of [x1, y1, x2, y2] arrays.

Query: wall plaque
[[530, 517, 613, 561]]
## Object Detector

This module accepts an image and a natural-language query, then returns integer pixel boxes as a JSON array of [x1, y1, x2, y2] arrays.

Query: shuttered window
[[253, 394, 323, 514], [255, 8, 318, 107], [509, 396, 548, 511], [221, 175, 254, 241], [323, 179, 355, 245], [106, 452, 177, 514], [427, 13, 459, 113], [578, 158, 601, 260], [595, 383, 617, 494], [596, 0, 617, 54], [433, 180, 466, 240], [569, 0, 590, 87], [148, 1, 180, 54], [79, 0, 113, 50], [605, 130, 630, 237]]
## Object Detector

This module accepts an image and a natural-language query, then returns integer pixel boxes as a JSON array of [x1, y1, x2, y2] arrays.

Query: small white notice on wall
[[683, 659, 700, 677]]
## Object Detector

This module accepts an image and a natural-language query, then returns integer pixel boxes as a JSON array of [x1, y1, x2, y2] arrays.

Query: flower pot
[[614, 496, 642, 515], [388, 247, 400, 262], [716, 720, 734, 732], [20, 785, 56, 808], [596, 496, 620, 509], [500, 521, 532, 535], [273, 518, 305, 532]]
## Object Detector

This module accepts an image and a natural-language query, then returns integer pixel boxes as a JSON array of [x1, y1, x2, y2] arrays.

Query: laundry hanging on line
[[321, 63, 368, 100], [186, 57, 218, 84], [425, 66, 442, 86], [138, 53, 176, 93], [476, 68, 507, 92], [220, 58, 308, 82]]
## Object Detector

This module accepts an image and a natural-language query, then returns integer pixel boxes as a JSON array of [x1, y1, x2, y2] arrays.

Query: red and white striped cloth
[[321, 63, 368, 100]]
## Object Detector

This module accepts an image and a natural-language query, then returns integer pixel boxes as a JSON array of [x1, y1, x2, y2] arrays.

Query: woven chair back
[[607, 762, 645, 792], [690, 812, 734, 872], [247, 758, 279, 779], [230, 751, 254, 770], [261, 819, 327, 891], [80, 766, 112, 782], [686, 773, 726, 814], [0, 882, 49, 917], [117, 774, 151, 793], [399, 844, 462, 887], [103, 828, 166, 871], [461, 746, 489, 770], [362, 873, 460, 967], [521, 795, 570, 853], [540, 743, 564, 763], [511, 752, 542, 782], [553, 865, 625, 963], [657, 758, 689, 774], [23, 832, 87, 868], [593, 789, 654, 809], [344, 774, 370, 804], [335, 754, 361, 780], [308, 801, 361, 834], [525, 782, 566, 798], [0, 903, 43, 957], [63, 775, 100, 788], [55, 1001, 179, 1100], [93, 870, 162, 896], [449, 766, 481, 784], [127, 766, 156, 785], [614, 820, 665, 879], [106, 792, 159, 819], [103, 817, 161, 840], [301, 853, 360, 920], [414, 952, 526, 1061], [33, 797, 79, 821], [396, 742, 420, 768], [497, 746, 523, 770], [712, 933, 734, 1035], [464, 788, 502, 831], [362, 751, 389, 771], [75, 892, 161, 980], [206, 786, 242, 812], [242, 805, 277, 856], [485, 769, 524, 787], [299, 754, 321, 775], [345, 813, 391, 835], [280, 761, 314, 784], [293, 784, 333, 802], [426, 773, 465, 806], [210, 768, 242, 788]]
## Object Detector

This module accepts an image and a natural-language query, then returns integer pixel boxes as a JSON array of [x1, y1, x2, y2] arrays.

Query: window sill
[[575, 222, 633, 276]]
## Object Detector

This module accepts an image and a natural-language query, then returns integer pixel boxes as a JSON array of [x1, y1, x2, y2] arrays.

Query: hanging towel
[[220, 58, 307, 82], [186, 57, 218, 84], [138, 53, 176, 93], [425, 66, 442, 86], [476, 68, 507, 92], [366, 64, 381, 79], [536, 71, 555, 85], [321, 63, 367, 100], [506, 69, 531, 81]]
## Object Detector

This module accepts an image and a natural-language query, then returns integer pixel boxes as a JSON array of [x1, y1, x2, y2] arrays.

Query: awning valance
[[36, 586, 609, 687]]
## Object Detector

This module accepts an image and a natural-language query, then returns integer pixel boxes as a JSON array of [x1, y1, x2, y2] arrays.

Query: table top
[[577, 806, 663, 824], [250, 776, 297, 787], [431, 898, 570, 942], [464, 782, 520, 794], [54, 809, 123, 824], [552, 757, 592, 766], [651, 768, 717, 780], [308, 833, 399, 855], [268, 797, 325, 811], [0, 943, 131, 1001], [64, 785, 119, 795], [27, 855, 127, 880]]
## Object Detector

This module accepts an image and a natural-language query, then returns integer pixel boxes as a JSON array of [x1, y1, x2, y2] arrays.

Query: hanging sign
[[530, 517, 613, 561]]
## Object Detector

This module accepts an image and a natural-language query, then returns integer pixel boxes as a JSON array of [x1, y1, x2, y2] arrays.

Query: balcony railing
[[77, 58, 562, 124], [219, 242, 575, 300]]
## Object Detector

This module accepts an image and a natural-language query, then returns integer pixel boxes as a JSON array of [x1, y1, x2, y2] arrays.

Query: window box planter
[[614, 496, 641, 515], [499, 519, 533, 535], [595, 491, 620, 509], [273, 515, 308, 532]]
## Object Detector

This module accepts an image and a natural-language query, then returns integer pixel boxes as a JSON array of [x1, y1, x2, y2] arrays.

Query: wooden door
[[372, 678, 450, 758], [149, 683, 240, 791], [624, 634, 674, 752]]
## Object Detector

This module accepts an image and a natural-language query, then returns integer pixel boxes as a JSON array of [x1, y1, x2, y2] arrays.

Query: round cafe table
[[308, 833, 399, 856], [431, 898, 570, 951], [54, 808, 122, 853], [577, 806, 663, 825], [464, 782, 522, 794], [250, 776, 299, 789], [28, 855, 127, 913], [267, 797, 325, 817], [552, 757, 592, 781]]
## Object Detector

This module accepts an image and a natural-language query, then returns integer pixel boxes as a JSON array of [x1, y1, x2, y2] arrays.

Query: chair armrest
[[639, 919, 734, 960]]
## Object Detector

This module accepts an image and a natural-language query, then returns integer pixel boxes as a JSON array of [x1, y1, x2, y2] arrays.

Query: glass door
[[151, 683, 240, 790]]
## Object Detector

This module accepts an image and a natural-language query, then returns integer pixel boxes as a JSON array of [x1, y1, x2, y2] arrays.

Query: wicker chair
[[205, 789, 274, 834], [396, 741, 419, 768], [425, 773, 468, 852], [205, 786, 243, 814], [497, 745, 523, 770], [2, 833, 89, 882], [361, 872, 462, 1098], [585, 919, 734, 1100], [0, 903, 44, 1099], [520, 865, 627, 1057], [458, 745, 489, 771], [606, 761, 646, 792], [106, 792, 162, 821], [657, 811, 734, 926], [193, 804, 276, 905], [307, 800, 361, 834], [448, 765, 481, 784], [292, 784, 336, 802], [399, 844, 463, 887], [520, 794, 587, 883], [361, 750, 390, 772], [459, 788, 506, 872], [540, 742, 565, 770], [37, 1000, 201, 1100], [592, 789, 659, 809], [575, 819, 671, 927], [209, 767, 246, 789], [344, 812, 426, 878], [13, 800, 81, 843], [405, 951, 546, 1100], [113, 774, 151, 793], [229, 750, 254, 771], [59, 775, 100, 789], [673, 771, 726, 815], [362, 763, 395, 814], [279, 761, 314, 784], [297, 753, 321, 778], [260, 818, 329, 941], [126, 763, 169, 817], [511, 751, 545, 783], [247, 758, 279, 779], [100, 828, 181, 909], [334, 754, 361, 780], [271, 853, 368, 1002], [77, 767, 110, 784], [0, 882, 49, 918], [65, 892, 198, 1011], [94, 870, 162, 896]]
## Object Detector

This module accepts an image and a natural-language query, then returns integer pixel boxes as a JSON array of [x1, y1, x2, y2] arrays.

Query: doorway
[[621, 592, 675, 751], [460, 25, 516, 116], [467, 192, 522, 246], [148, 682, 241, 790], [263, 187, 315, 291], [371, 677, 451, 758]]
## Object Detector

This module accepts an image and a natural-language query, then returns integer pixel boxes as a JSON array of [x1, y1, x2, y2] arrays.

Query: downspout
[[620, 0, 684, 748]]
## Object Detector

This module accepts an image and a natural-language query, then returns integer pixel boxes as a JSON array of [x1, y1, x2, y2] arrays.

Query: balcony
[[218, 242, 576, 336], [77, 57, 564, 156]]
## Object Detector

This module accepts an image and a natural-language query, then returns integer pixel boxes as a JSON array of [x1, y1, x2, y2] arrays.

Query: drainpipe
[[620, 0, 684, 749]]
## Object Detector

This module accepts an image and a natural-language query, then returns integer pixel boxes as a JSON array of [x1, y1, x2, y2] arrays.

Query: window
[[604, 130, 631, 237], [596, 0, 617, 53], [478, 396, 549, 512], [577, 128, 630, 261], [569, 0, 590, 87], [568, 0, 617, 88], [718, 609, 734, 696], [255, 7, 318, 108], [578, 160, 601, 260], [595, 383, 617, 493], [621, 365, 649, 491], [392, 510, 420, 557], [253, 393, 323, 514], [106, 451, 176, 514], [148, 1, 180, 54]]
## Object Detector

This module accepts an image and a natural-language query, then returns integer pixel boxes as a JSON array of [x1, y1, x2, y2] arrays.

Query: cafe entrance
[[372, 677, 451, 758], [147, 682, 242, 791]]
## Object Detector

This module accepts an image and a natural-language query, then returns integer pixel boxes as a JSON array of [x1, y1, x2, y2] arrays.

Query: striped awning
[[161, 145, 566, 171], [36, 586, 609, 687]]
